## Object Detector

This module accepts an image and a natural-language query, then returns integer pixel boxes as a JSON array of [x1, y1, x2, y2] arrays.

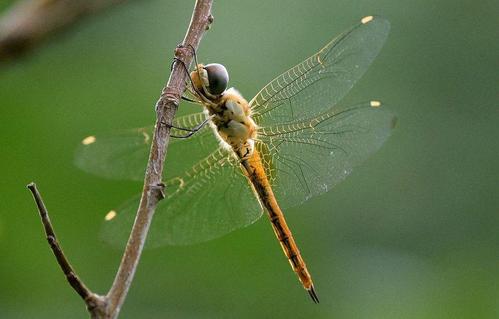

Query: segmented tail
[[241, 150, 319, 303]]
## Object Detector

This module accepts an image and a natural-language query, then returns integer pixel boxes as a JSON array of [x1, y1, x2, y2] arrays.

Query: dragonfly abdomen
[[269, 211, 313, 288], [241, 150, 319, 303]]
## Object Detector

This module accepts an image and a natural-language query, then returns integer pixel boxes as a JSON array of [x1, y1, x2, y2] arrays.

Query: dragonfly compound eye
[[204, 63, 229, 95]]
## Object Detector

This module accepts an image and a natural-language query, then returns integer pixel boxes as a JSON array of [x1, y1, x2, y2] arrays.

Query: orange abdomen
[[240, 150, 319, 303]]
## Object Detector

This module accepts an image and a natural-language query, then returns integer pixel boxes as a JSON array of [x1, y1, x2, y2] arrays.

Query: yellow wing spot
[[370, 100, 382, 108], [104, 210, 117, 221], [361, 16, 374, 24], [82, 136, 96, 145]]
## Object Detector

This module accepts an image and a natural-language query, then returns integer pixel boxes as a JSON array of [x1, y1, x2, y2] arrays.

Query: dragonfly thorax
[[191, 64, 257, 159], [208, 88, 257, 160]]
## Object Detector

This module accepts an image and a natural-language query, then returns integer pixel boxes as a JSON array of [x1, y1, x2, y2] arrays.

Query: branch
[[0, 0, 130, 62], [27, 183, 107, 316], [106, 2, 213, 315], [27, 182, 92, 297], [27, 1, 213, 318]]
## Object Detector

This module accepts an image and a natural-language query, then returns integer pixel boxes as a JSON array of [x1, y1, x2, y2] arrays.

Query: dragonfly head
[[191, 63, 229, 98]]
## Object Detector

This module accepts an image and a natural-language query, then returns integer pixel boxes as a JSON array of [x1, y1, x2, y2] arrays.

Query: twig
[[0, 0, 130, 62], [27, 183, 107, 316], [27, 182, 93, 299], [27, 1, 213, 318]]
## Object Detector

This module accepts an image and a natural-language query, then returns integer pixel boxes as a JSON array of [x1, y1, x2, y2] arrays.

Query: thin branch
[[27, 1, 213, 318], [106, 2, 213, 316], [0, 0, 130, 62], [27, 182, 91, 299], [27, 182, 106, 315]]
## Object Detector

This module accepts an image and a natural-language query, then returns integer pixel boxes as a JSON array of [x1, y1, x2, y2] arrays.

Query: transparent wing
[[74, 112, 218, 181], [250, 16, 390, 126], [100, 147, 264, 247], [257, 101, 396, 209]]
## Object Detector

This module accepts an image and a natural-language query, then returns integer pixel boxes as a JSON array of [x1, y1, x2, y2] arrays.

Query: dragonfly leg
[[177, 43, 199, 67], [172, 57, 197, 91], [181, 95, 199, 103], [171, 56, 214, 107], [172, 58, 201, 104], [168, 116, 212, 139], [173, 45, 218, 107], [171, 43, 199, 69]]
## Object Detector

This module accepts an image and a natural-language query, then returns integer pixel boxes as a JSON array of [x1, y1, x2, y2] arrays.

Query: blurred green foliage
[[0, 0, 498, 318]]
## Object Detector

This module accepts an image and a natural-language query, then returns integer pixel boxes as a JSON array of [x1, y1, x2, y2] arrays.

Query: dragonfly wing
[[100, 147, 264, 247], [250, 16, 390, 126], [258, 101, 396, 209], [74, 112, 217, 181]]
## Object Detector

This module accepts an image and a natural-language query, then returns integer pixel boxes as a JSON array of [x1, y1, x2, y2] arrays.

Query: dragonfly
[[75, 16, 394, 303]]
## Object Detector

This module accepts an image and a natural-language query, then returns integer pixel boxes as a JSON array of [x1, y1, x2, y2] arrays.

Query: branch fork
[[27, 1, 213, 318]]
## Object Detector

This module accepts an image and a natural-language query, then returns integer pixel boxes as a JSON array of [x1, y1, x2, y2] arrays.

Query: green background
[[1, 0, 498, 318]]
